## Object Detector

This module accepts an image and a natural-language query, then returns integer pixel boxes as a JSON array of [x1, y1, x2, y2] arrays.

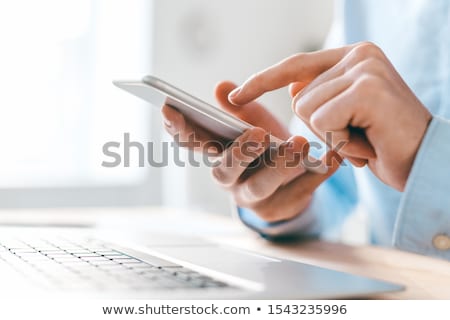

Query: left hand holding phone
[[162, 81, 341, 223]]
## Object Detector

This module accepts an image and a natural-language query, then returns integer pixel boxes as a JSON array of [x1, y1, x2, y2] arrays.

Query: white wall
[[152, 0, 334, 214]]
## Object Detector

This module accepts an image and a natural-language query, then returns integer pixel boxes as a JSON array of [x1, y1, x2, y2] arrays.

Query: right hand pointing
[[162, 81, 341, 222]]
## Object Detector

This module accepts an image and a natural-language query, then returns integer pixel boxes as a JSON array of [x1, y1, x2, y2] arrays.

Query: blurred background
[[0, 0, 335, 216]]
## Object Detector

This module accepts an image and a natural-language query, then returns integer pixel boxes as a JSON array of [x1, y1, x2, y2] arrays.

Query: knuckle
[[351, 41, 383, 61], [211, 166, 232, 187], [231, 145, 246, 162], [285, 53, 306, 66], [292, 94, 311, 121], [354, 74, 379, 92], [310, 112, 328, 132], [238, 129, 267, 157], [244, 179, 268, 202], [352, 58, 388, 78], [271, 165, 290, 181], [281, 53, 307, 77], [354, 58, 378, 73], [248, 72, 266, 91], [249, 71, 262, 83], [231, 143, 254, 164], [295, 100, 311, 120], [247, 127, 267, 141]]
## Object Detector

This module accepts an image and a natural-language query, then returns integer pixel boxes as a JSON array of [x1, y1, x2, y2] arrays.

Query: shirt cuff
[[393, 116, 450, 259], [237, 196, 322, 240]]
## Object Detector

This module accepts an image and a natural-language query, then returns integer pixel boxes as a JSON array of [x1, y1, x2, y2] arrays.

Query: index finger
[[228, 45, 354, 106]]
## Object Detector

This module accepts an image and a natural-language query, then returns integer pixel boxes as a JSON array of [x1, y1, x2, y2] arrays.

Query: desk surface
[[213, 232, 450, 299], [1, 207, 449, 299]]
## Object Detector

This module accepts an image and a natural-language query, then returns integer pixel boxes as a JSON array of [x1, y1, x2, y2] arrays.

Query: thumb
[[215, 80, 290, 140], [215, 81, 249, 117], [298, 150, 343, 193]]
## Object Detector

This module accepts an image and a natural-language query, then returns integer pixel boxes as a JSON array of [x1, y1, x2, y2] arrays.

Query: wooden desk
[[1, 207, 449, 299], [212, 233, 450, 299]]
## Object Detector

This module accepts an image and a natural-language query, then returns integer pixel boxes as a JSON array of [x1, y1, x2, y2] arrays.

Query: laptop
[[0, 221, 403, 299]]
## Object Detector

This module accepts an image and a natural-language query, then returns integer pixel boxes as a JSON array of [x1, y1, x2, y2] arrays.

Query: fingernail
[[207, 146, 219, 155], [228, 87, 241, 100], [245, 144, 263, 153], [163, 118, 172, 128]]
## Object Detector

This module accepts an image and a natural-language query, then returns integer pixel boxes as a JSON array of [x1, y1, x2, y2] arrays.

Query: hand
[[162, 81, 341, 222], [229, 42, 432, 191]]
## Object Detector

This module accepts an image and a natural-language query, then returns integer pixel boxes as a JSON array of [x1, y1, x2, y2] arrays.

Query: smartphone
[[113, 75, 327, 174]]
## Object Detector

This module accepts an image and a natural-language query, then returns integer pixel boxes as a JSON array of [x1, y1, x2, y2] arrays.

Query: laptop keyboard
[[0, 237, 229, 291]]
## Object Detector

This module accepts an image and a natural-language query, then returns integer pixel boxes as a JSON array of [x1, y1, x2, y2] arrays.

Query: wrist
[[401, 111, 433, 189]]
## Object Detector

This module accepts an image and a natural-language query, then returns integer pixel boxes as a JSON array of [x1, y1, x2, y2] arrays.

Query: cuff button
[[432, 234, 450, 250]]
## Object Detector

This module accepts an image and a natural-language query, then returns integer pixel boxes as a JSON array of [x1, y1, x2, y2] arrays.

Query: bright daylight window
[[0, 0, 154, 190]]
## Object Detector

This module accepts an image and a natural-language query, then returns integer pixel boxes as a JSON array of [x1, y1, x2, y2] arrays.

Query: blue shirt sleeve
[[393, 116, 450, 259]]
